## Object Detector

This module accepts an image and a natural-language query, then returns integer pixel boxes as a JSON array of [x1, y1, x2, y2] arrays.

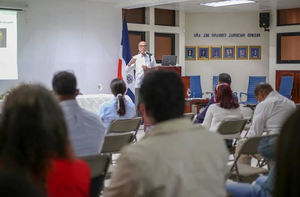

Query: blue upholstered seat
[[190, 76, 203, 98], [279, 76, 293, 99], [240, 76, 266, 105]]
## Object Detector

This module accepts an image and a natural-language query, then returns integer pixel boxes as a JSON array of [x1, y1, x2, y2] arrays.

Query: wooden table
[[184, 98, 209, 113]]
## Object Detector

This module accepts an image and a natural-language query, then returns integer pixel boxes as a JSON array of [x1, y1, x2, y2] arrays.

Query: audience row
[[0, 70, 298, 197]]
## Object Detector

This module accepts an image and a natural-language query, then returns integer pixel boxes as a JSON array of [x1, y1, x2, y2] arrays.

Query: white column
[[149, 7, 155, 55]]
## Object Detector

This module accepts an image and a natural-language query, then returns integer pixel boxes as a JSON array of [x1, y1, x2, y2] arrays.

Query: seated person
[[275, 108, 300, 197], [52, 71, 106, 156], [0, 84, 90, 197], [202, 83, 242, 147], [247, 83, 295, 137], [99, 78, 136, 130], [227, 135, 277, 197], [0, 171, 43, 197], [236, 83, 295, 165], [194, 73, 238, 124], [104, 70, 228, 197]]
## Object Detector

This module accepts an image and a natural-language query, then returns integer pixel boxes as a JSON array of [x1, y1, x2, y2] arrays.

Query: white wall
[[0, 0, 121, 94], [269, 9, 300, 88], [185, 12, 269, 95]]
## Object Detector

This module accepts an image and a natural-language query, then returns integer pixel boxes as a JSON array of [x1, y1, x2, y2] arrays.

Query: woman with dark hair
[[0, 84, 90, 197], [99, 78, 136, 129], [202, 83, 242, 133], [275, 108, 300, 197]]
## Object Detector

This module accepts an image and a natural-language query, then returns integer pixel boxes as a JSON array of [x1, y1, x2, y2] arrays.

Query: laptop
[[162, 55, 177, 66]]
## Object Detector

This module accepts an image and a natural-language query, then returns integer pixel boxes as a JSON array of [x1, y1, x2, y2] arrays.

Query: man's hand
[[128, 58, 136, 66], [142, 65, 148, 71]]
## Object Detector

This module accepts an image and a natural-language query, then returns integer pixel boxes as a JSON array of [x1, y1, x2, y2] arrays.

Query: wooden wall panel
[[155, 8, 175, 26], [155, 36, 172, 62], [129, 32, 144, 56], [278, 8, 300, 26], [123, 8, 145, 24], [281, 36, 300, 60]]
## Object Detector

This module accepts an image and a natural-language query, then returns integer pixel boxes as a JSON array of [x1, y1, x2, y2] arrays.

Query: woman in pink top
[[0, 84, 90, 197]]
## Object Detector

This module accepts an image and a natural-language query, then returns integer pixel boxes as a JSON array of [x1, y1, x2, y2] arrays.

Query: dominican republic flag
[[118, 18, 135, 103]]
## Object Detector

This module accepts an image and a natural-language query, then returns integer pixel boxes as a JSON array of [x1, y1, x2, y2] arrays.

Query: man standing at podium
[[126, 41, 156, 112]]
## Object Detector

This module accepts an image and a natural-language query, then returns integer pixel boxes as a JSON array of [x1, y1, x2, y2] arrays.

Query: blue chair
[[206, 76, 218, 98], [279, 76, 294, 99], [240, 76, 266, 105], [190, 76, 203, 98], [213, 76, 218, 90]]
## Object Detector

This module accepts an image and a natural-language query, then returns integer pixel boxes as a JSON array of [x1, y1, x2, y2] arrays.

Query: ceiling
[[94, 0, 300, 12], [2, 0, 300, 12]]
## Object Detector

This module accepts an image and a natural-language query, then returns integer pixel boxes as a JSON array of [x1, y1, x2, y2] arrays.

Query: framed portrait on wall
[[210, 46, 222, 60], [223, 46, 235, 60], [249, 46, 261, 60], [185, 46, 196, 60], [236, 46, 248, 60], [198, 46, 209, 60]]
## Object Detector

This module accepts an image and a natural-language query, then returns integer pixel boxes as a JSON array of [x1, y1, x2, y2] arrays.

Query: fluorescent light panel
[[201, 0, 255, 7]]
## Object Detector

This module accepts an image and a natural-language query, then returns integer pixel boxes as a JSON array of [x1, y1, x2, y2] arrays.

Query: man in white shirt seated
[[125, 41, 156, 113], [104, 70, 228, 197], [52, 71, 106, 156], [247, 83, 296, 137], [238, 83, 295, 164]]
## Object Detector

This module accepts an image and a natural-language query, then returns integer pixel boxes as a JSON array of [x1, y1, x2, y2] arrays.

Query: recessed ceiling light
[[200, 0, 255, 7]]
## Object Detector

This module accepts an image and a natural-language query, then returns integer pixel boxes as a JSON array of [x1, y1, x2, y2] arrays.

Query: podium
[[151, 66, 181, 76]]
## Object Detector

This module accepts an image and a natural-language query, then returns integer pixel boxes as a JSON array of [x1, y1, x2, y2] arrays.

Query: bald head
[[138, 41, 147, 54]]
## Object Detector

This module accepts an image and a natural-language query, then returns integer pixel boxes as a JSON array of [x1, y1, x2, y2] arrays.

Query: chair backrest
[[296, 103, 300, 110], [279, 76, 294, 99], [217, 119, 247, 135], [213, 76, 218, 90], [190, 76, 202, 98], [80, 154, 111, 178], [101, 133, 134, 153], [107, 118, 141, 134], [238, 135, 278, 155], [247, 76, 266, 104]]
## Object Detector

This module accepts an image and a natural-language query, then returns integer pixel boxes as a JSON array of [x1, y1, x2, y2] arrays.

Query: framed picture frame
[[236, 46, 248, 60], [210, 46, 222, 60], [198, 46, 209, 60], [223, 46, 235, 60], [249, 46, 261, 60], [185, 46, 196, 60]]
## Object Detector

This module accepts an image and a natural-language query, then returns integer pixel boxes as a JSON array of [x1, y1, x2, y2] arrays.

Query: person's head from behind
[[0, 84, 70, 187], [139, 70, 185, 124], [254, 83, 273, 102], [110, 78, 127, 116], [218, 73, 231, 85], [215, 83, 239, 109], [52, 71, 79, 101], [275, 109, 300, 197]]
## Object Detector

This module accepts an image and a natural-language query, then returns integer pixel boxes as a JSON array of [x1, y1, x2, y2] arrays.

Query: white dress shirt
[[104, 118, 228, 197], [125, 53, 156, 88], [247, 91, 296, 137], [202, 103, 243, 132], [99, 96, 136, 130], [60, 100, 106, 156]]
